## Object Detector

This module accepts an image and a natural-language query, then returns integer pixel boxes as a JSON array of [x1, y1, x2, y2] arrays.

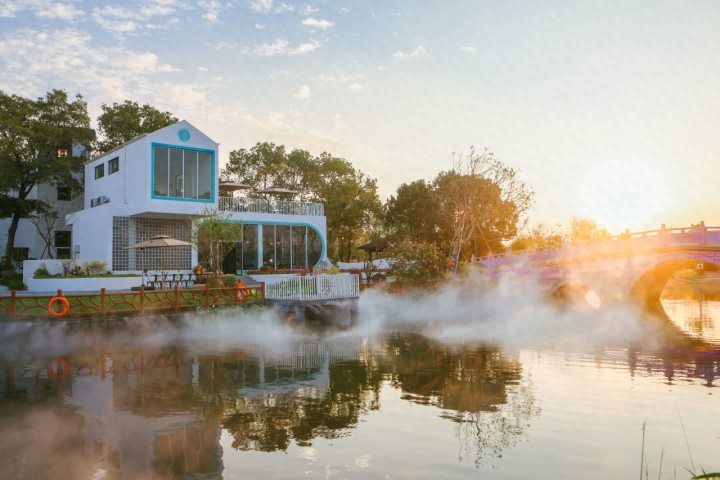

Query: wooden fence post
[[9, 290, 16, 317], [139, 286, 145, 313], [100, 288, 106, 315], [174, 285, 179, 311], [205, 283, 210, 307]]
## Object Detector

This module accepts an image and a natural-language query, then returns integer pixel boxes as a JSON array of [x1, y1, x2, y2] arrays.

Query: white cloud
[[459, 46, 477, 53], [393, 46, 426, 59], [318, 73, 359, 83], [250, 39, 320, 56], [0, 0, 84, 20], [348, 83, 364, 91], [294, 85, 312, 99], [198, 0, 222, 21], [197, 66, 209, 72], [301, 5, 318, 16], [0, 28, 195, 107], [91, 1, 191, 34], [301, 17, 333, 29], [254, 38, 289, 56], [255, 22, 265, 29], [248, 0, 273, 13], [293, 41, 320, 54], [248, 0, 293, 14], [275, 2, 293, 13]]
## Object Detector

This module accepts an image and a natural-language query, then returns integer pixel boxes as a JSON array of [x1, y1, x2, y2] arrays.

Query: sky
[[1, 0, 719, 234]]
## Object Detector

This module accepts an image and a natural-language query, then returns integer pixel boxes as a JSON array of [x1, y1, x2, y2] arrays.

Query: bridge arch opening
[[551, 284, 603, 310], [628, 258, 719, 316]]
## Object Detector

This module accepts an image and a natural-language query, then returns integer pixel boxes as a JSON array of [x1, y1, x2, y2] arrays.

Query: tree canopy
[[384, 148, 533, 260], [223, 142, 381, 261], [95, 100, 177, 154], [0, 89, 93, 267]]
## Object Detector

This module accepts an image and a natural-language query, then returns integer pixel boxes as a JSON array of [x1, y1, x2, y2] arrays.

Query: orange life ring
[[236, 282, 249, 301], [48, 296, 71, 317], [47, 357, 71, 381]]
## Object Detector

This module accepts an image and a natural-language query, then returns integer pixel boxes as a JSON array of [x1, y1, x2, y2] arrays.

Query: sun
[[580, 156, 672, 233]]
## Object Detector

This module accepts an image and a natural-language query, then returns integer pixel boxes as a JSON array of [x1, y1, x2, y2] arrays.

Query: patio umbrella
[[125, 235, 192, 287], [255, 186, 297, 195], [219, 180, 252, 192]]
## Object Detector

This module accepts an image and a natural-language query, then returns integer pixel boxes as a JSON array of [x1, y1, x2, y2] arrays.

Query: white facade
[[68, 120, 327, 273], [0, 141, 86, 263]]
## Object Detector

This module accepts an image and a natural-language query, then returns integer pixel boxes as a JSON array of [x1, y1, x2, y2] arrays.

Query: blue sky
[[2, 0, 720, 233]]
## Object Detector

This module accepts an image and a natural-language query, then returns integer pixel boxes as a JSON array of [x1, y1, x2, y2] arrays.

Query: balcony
[[218, 196, 325, 216]]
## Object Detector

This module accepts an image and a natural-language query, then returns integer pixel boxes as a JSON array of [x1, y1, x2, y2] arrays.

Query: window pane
[[109, 157, 119, 174], [169, 148, 183, 197], [197, 151, 212, 199], [262, 225, 275, 268], [183, 150, 198, 199], [291, 226, 306, 269], [307, 227, 322, 267], [276, 225, 291, 269], [242, 224, 258, 270], [153, 146, 168, 196], [94, 164, 104, 179]]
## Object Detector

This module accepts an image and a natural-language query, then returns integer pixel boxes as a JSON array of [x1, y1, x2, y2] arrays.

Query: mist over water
[[1, 275, 718, 480]]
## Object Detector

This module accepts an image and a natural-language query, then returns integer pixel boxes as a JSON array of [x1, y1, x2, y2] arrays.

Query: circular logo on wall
[[178, 128, 191, 142]]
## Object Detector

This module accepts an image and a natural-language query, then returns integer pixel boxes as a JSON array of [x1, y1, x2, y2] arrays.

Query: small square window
[[108, 157, 119, 174], [57, 148, 69, 158], [57, 186, 72, 201], [95, 163, 104, 179]]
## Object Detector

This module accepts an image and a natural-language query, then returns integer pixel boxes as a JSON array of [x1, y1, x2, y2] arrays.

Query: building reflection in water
[[0, 326, 719, 478]]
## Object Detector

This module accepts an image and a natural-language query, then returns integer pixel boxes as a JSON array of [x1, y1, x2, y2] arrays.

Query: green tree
[[311, 154, 382, 261], [385, 180, 443, 244], [435, 148, 533, 261], [95, 100, 177, 154], [223, 143, 381, 262], [386, 240, 452, 285], [568, 217, 610, 244], [0, 89, 92, 268], [510, 223, 565, 252], [192, 209, 243, 273]]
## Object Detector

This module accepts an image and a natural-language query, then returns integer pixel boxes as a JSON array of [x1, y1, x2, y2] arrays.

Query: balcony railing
[[218, 196, 325, 216]]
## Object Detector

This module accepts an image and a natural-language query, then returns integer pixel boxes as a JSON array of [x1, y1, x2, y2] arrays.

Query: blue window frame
[[151, 143, 215, 202]]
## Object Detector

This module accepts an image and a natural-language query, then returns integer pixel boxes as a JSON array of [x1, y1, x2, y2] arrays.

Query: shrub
[[222, 274, 239, 287], [2, 277, 26, 290], [34, 264, 50, 278], [207, 275, 222, 288], [2, 269, 17, 280], [83, 260, 107, 276], [386, 240, 453, 285]]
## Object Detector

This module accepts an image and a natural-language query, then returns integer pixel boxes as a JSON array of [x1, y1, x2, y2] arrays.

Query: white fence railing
[[265, 274, 360, 301], [219, 197, 325, 216]]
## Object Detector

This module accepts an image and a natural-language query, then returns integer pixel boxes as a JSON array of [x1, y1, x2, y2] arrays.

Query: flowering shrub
[[386, 240, 452, 284]]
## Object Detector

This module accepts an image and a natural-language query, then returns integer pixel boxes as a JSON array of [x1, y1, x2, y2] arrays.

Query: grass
[[639, 413, 720, 480]]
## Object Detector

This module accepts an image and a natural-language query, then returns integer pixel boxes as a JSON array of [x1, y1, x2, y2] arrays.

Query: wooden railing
[[265, 274, 359, 301], [0, 283, 264, 320]]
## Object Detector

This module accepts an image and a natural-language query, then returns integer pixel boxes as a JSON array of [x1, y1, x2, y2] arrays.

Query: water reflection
[[0, 315, 719, 479]]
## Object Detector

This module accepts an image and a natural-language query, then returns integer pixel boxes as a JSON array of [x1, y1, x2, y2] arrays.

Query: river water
[[0, 290, 718, 479]]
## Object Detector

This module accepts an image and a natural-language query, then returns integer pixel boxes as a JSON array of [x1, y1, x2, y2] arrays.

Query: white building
[[66, 120, 327, 273], [0, 141, 86, 264]]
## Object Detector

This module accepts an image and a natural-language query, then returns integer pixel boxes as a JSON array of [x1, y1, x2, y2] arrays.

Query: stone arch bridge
[[477, 222, 720, 311]]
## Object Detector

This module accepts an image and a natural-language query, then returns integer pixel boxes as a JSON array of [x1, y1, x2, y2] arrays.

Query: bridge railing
[[478, 222, 720, 267]]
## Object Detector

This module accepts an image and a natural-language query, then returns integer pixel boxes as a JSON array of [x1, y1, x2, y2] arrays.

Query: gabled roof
[[91, 120, 219, 161], [92, 133, 148, 161]]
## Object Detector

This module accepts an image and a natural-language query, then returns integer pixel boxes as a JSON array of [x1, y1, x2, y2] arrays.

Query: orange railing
[[0, 283, 265, 320]]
